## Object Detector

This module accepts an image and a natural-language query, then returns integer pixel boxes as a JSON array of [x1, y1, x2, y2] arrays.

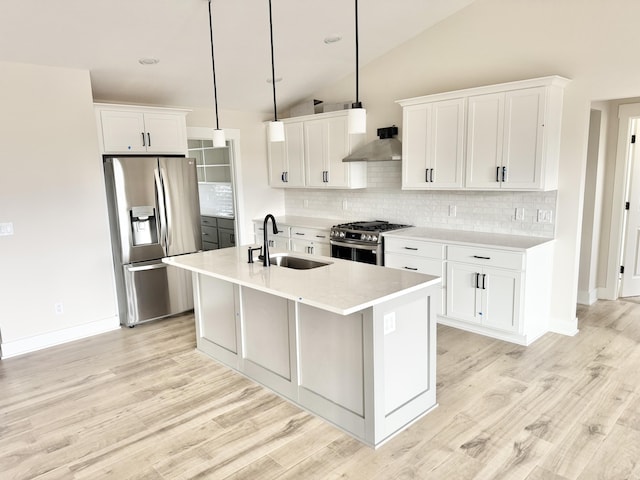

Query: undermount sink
[[269, 254, 332, 270]]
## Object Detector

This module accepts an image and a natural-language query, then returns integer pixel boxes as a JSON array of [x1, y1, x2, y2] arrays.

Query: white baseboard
[[1, 316, 120, 359], [548, 316, 579, 337], [577, 289, 598, 305]]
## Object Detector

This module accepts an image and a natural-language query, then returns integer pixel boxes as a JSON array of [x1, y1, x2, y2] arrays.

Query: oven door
[[331, 240, 381, 265]]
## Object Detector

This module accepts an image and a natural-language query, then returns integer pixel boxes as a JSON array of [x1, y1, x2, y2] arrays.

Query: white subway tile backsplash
[[285, 162, 556, 237]]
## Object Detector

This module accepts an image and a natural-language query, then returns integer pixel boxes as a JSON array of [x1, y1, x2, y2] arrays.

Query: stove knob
[[330, 230, 335, 237], [371, 235, 378, 242], [340, 232, 346, 238], [367, 234, 374, 241]]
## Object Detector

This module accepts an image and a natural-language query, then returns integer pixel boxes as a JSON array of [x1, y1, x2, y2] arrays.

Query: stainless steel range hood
[[343, 126, 402, 162]]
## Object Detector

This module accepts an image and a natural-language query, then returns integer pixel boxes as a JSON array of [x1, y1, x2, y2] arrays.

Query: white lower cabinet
[[254, 221, 291, 251], [446, 262, 521, 333], [290, 226, 330, 256], [384, 233, 554, 345]]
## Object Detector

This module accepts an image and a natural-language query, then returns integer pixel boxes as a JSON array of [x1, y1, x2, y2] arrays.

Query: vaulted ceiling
[[0, 0, 475, 113]]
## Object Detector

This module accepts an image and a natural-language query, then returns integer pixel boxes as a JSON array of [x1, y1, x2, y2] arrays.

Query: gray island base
[[164, 247, 441, 448]]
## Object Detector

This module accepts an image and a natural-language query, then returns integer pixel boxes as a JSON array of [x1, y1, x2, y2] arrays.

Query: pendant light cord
[[208, 0, 220, 130], [268, 0, 278, 122], [354, 0, 360, 107]]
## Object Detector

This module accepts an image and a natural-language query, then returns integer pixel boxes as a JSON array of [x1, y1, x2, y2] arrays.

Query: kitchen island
[[163, 247, 441, 448]]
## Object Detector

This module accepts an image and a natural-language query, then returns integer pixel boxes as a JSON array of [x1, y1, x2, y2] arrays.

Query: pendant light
[[348, 0, 366, 134], [207, 0, 225, 147], [268, 0, 285, 142]]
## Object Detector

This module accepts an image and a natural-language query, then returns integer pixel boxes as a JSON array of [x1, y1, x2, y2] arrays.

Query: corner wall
[[0, 62, 118, 357]]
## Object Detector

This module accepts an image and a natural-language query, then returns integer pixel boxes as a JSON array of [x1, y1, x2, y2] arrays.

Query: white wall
[[0, 62, 118, 357], [186, 108, 284, 244], [303, 0, 640, 335]]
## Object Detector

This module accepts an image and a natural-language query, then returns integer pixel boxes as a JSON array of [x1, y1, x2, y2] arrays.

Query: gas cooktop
[[330, 220, 412, 244]]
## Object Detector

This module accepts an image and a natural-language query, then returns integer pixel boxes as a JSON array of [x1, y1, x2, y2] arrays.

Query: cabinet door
[[465, 93, 504, 189], [143, 113, 187, 154], [446, 262, 481, 324], [304, 119, 327, 187], [482, 267, 520, 332], [267, 122, 305, 187], [290, 238, 330, 257], [324, 115, 351, 187], [402, 105, 430, 188], [502, 87, 545, 189], [430, 99, 465, 188], [100, 110, 147, 153]]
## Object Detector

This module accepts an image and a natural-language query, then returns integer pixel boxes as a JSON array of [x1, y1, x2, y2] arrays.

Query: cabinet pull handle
[[475, 272, 480, 289], [142, 132, 146, 146], [310, 246, 314, 254], [430, 168, 434, 183], [147, 132, 151, 147], [482, 273, 487, 290], [472, 255, 491, 260], [404, 246, 418, 251], [315, 235, 326, 238], [496, 166, 500, 182], [281, 172, 286, 183], [404, 266, 418, 271], [295, 232, 305, 236], [502, 166, 506, 182], [425, 169, 429, 182]]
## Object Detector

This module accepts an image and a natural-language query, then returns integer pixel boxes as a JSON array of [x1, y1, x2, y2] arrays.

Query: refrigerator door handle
[[154, 166, 169, 255]]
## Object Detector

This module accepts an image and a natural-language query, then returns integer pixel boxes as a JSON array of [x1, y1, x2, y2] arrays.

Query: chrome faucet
[[262, 214, 279, 266]]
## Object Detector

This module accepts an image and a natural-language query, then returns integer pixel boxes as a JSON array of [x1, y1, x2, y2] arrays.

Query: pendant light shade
[[348, 106, 367, 134], [348, 0, 366, 135], [268, 121, 285, 142], [212, 128, 226, 148], [208, 0, 226, 147], [268, 0, 285, 142]]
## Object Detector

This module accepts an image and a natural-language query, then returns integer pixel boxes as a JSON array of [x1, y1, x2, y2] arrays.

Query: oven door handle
[[330, 240, 379, 251]]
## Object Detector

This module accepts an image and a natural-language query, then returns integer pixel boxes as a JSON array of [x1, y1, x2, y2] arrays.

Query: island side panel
[[193, 273, 240, 368], [370, 285, 439, 446], [297, 305, 368, 440], [239, 286, 298, 399]]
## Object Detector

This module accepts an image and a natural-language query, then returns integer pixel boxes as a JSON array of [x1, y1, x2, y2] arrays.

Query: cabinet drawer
[[447, 245, 524, 270], [217, 217, 235, 230], [384, 253, 443, 277], [290, 226, 330, 243], [255, 223, 290, 238], [201, 216, 217, 227], [384, 237, 444, 259], [201, 225, 218, 243]]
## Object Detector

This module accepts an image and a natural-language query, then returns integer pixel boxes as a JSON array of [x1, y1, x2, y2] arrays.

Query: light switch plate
[[0, 222, 14, 236]]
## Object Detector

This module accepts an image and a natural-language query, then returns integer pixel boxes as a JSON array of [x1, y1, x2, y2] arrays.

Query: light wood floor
[[2, 300, 640, 479]]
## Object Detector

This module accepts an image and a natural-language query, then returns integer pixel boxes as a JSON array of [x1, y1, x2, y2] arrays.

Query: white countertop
[[383, 227, 554, 251], [164, 247, 440, 315], [253, 216, 338, 230]]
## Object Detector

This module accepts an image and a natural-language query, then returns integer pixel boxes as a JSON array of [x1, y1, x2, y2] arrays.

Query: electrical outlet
[[449, 205, 457, 217], [514, 207, 525, 221], [383, 312, 396, 335], [0, 222, 14, 236], [537, 209, 553, 223], [54, 302, 64, 315]]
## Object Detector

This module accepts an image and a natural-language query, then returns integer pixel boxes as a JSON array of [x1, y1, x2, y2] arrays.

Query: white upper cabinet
[[397, 76, 569, 191], [402, 98, 465, 189], [466, 87, 547, 190], [268, 121, 305, 188], [267, 111, 366, 189], [95, 104, 188, 155]]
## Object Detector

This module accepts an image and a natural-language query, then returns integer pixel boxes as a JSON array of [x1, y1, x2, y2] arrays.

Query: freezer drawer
[[122, 261, 193, 326]]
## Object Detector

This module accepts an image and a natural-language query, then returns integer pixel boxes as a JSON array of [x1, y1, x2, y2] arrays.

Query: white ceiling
[[0, 0, 474, 113]]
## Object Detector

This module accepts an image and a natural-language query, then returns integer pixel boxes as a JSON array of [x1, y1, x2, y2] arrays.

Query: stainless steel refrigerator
[[103, 156, 202, 327]]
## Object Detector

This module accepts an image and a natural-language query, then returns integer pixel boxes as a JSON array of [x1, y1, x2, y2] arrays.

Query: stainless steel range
[[330, 220, 412, 265]]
